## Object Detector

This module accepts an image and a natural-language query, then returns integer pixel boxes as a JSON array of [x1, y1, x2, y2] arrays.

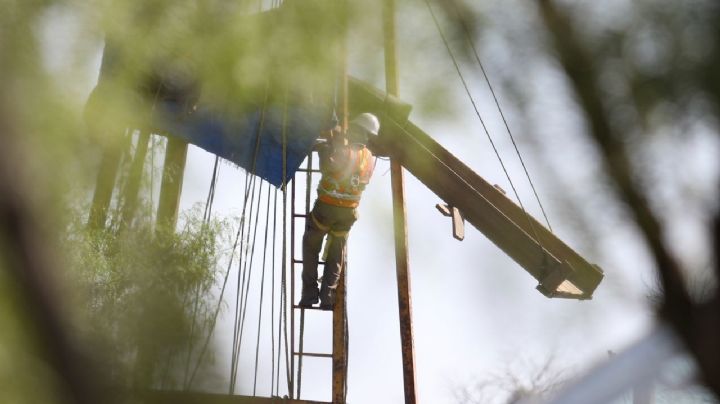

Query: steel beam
[[350, 80, 603, 299], [383, 0, 418, 403]]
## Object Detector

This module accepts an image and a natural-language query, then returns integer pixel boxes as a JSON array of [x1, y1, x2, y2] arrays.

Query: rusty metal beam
[[383, 0, 418, 403], [351, 80, 603, 299], [332, 1, 349, 402]]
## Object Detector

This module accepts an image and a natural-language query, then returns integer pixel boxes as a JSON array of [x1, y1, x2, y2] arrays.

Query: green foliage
[[63, 206, 229, 388]]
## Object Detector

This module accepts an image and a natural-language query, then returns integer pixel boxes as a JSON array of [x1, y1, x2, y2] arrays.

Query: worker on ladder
[[299, 113, 379, 310]]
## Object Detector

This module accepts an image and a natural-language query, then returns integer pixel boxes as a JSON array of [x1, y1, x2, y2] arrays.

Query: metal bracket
[[435, 203, 465, 241]]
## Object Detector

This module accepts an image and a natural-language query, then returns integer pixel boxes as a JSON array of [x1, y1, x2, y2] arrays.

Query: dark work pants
[[302, 201, 358, 303]]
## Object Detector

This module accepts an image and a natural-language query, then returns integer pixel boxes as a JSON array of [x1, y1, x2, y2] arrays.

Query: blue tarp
[[90, 0, 338, 188], [156, 100, 331, 187]]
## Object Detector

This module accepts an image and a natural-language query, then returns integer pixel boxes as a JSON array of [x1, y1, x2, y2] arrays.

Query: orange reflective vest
[[317, 145, 375, 208]]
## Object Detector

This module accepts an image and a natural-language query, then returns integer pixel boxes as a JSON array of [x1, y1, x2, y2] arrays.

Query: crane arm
[[350, 78, 603, 299]]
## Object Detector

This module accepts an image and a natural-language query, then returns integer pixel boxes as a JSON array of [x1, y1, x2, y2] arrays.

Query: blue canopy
[[156, 100, 331, 187], [89, 0, 339, 187]]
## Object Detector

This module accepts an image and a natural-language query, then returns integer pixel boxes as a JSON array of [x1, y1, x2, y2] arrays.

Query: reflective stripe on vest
[[318, 147, 374, 208]]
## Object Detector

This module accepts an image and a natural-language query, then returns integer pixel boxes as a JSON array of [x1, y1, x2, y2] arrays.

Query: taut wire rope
[[230, 87, 270, 393], [423, 0, 548, 254], [185, 172, 250, 390], [270, 187, 278, 396], [252, 179, 273, 395], [182, 154, 222, 387], [280, 89, 292, 397], [231, 179, 265, 391], [448, 0, 553, 232], [185, 169, 251, 390]]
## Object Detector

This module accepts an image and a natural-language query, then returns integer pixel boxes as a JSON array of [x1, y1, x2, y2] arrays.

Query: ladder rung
[[292, 305, 331, 311], [294, 352, 333, 358], [293, 213, 308, 218], [296, 168, 322, 173], [292, 259, 325, 265]]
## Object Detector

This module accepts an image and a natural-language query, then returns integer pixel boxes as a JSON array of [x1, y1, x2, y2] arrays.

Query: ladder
[[289, 150, 348, 403]]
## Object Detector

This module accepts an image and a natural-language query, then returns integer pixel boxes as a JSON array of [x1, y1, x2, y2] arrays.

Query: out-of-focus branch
[[0, 106, 104, 404], [537, 0, 720, 397]]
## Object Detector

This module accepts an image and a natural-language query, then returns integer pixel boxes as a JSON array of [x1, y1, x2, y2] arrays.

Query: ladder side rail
[[290, 170, 297, 398]]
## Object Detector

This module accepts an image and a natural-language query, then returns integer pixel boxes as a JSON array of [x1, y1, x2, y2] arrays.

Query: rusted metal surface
[[390, 162, 419, 404], [332, 269, 348, 403], [332, 2, 349, 401], [383, 0, 419, 402], [156, 136, 188, 231]]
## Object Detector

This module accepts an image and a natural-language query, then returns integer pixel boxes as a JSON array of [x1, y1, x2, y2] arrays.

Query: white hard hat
[[350, 113, 380, 136]]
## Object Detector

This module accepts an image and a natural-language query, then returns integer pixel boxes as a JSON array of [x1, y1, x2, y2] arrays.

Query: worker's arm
[[319, 143, 351, 174]]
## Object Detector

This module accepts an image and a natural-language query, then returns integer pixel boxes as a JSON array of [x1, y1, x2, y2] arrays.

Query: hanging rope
[[182, 155, 222, 387], [229, 166, 261, 392], [231, 179, 265, 392], [280, 89, 292, 397], [203, 156, 221, 223], [188, 87, 269, 390], [185, 169, 251, 389], [230, 88, 271, 393], [424, 0, 548, 253], [252, 182, 273, 395], [270, 188, 278, 396], [448, 1, 553, 232]]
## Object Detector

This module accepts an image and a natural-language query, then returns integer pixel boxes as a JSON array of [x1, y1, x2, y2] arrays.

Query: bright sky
[[44, 0, 717, 402]]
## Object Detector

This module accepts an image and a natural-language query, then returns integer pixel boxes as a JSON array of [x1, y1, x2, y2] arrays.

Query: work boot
[[319, 287, 335, 311], [299, 287, 319, 308]]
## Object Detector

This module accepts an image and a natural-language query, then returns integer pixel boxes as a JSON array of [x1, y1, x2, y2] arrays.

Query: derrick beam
[[383, 0, 419, 403], [378, 119, 603, 298], [350, 79, 603, 299], [332, 0, 349, 402]]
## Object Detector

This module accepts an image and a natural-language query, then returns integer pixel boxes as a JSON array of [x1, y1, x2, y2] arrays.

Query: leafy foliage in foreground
[[63, 207, 229, 389]]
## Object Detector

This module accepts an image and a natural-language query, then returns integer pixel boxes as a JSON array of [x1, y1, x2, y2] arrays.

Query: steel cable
[[424, 0, 549, 254], [448, 0, 553, 232]]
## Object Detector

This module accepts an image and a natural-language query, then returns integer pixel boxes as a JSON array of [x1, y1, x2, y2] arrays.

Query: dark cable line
[[186, 170, 251, 388], [230, 92, 270, 393], [424, 0, 548, 253], [448, 0, 553, 232], [270, 188, 278, 396], [229, 172, 259, 393], [183, 153, 222, 387], [252, 183, 273, 395]]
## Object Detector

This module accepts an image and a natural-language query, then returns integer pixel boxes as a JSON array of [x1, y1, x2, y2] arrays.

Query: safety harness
[[317, 146, 375, 209]]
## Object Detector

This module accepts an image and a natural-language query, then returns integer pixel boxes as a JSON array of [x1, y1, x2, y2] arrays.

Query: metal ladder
[[289, 150, 348, 403]]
